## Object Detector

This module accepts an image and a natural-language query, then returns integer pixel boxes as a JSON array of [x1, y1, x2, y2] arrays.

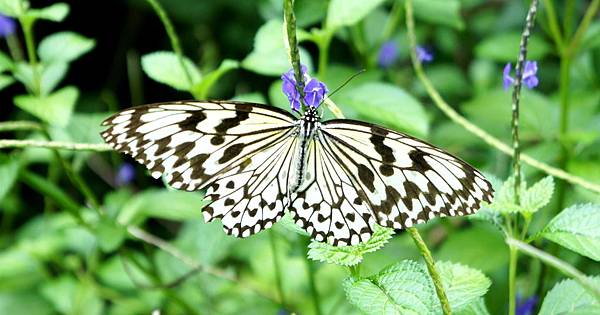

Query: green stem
[[566, 0, 600, 56], [0, 121, 42, 132], [284, 0, 306, 105], [564, 0, 576, 38], [408, 227, 452, 315], [268, 230, 287, 306], [508, 246, 518, 315], [542, 0, 564, 50], [507, 238, 600, 303], [145, 0, 194, 87], [0, 139, 112, 151], [18, 17, 40, 95], [348, 264, 361, 278], [304, 240, 323, 315], [316, 30, 332, 79]]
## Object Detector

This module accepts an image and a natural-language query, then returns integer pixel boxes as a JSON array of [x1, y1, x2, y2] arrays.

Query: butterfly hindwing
[[203, 133, 299, 237], [319, 120, 494, 230], [101, 101, 296, 191], [289, 137, 376, 246]]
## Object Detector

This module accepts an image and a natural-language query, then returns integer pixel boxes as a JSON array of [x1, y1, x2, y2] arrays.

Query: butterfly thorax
[[290, 108, 320, 192]]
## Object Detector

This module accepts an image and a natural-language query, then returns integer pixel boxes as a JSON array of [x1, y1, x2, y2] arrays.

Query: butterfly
[[101, 101, 493, 246]]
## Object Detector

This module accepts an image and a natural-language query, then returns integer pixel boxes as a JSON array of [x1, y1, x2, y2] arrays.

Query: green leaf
[[38, 32, 95, 63], [117, 188, 207, 225], [275, 213, 309, 237], [141, 51, 201, 91], [436, 261, 491, 312], [437, 225, 508, 272], [14, 86, 78, 127], [40, 276, 103, 315], [521, 176, 554, 214], [232, 92, 266, 104], [542, 204, 600, 261], [0, 74, 12, 91], [0, 154, 20, 203], [66, 112, 110, 144], [336, 82, 429, 137], [485, 175, 554, 214], [538, 277, 600, 315], [326, 0, 386, 29], [40, 62, 68, 95], [95, 217, 125, 253], [0, 248, 46, 290], [475, 32, 551, 61], [241, 19, 313, 76], [0, 292, 53, 315], [0, 0, 26, 17], [413, 0, 465, 30], [344, 260, 434, 314], [463, 89, 557, 141], [455, 298, 491, 315], [26, 3, 69, 22], [308, 225, 394, 266], [190, 59, 238, 98], [0, 51, 13, 72]]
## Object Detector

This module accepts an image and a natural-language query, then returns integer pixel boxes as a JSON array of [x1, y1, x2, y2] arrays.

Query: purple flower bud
[[377, 41, 399, 68], [116, 163, 135, 186], [503, 61, 539, 90], [281, 65, 328, 111], [516, 295, 538, 315], [416, 46, 433, 63], [0, 14, 16, 37]]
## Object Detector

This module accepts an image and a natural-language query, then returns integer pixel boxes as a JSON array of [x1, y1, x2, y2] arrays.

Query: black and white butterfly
[[101, 101, 493, 246]]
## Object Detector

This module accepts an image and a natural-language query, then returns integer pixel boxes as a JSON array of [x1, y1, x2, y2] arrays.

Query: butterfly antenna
[[323, 69, 366, 101]]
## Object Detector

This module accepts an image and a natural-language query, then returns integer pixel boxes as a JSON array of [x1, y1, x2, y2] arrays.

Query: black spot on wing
[[358, 164, 375, 192], [218, 143, 245, 164], [215, 110, 250, 133]]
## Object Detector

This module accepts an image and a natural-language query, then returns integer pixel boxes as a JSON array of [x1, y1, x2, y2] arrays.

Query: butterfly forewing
[[101, 101, 296, 192], [318, 120, 493, 231]]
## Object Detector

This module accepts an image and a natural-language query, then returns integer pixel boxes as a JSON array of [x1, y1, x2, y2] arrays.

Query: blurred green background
[[1, 0, 600, 314]]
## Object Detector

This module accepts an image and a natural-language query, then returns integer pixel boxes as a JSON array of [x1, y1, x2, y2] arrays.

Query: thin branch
[[284, 0, 306, 106], [507, 238, 600, 303], [0, 139, 112, 151], [403, 1, 600, 196], [0, 121, 42, 132]]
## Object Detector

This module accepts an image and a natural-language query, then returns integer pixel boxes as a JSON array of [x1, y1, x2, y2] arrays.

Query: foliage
[[1, 0, 600, 314]]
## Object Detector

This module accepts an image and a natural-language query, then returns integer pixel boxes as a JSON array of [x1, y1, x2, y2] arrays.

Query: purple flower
[[281, 65, 328, 111], [0, 14, 16, 37], [116, 163, 135, 186], [503, 61, 539, 90], [416, 46, 433, 63], [377, 41, 399, 68], [515, 295, 538, 315]]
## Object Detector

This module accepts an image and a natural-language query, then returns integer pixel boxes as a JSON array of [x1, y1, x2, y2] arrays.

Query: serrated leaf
[[471, 174, 504, 227], [0, 154, 20, 203], [38, 32, 95, 63], [520, 176, 554, 214], [14, 86, 78, 127], [413, 0, 464, 30], [484, 175, 553, 214], [241, 19, 313, 76], [542, 204, 600, 261], [26, 3, 69, 22], [141, 51, 201, 91], [538, 277, 600, 315], [326, 0, 386, 29], [344, 260, 434, 314], [275, 213, 309, 237], [307, 225, 394, 266], [336, 82, 429, 137], [435, 261, 491, 312], [117, 188, 207, 225], [190, 59, 238, 99]]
